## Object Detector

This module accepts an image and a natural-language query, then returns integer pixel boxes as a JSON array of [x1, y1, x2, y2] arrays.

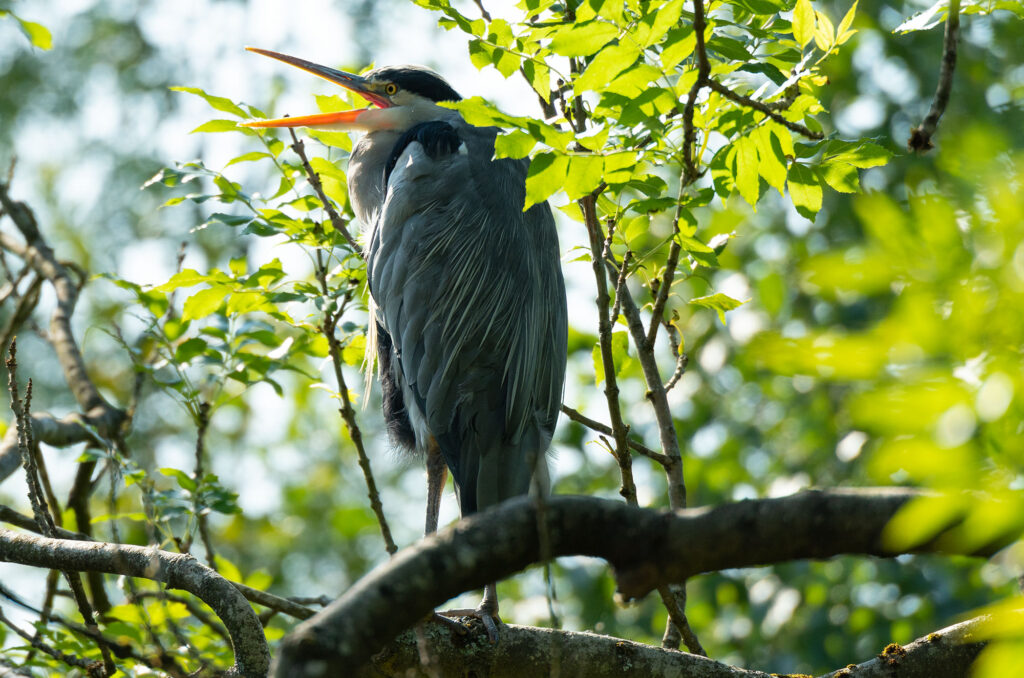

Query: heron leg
[[424, 439, 447, 535]]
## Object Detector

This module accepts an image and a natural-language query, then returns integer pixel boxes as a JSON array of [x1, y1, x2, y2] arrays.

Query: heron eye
[[385, 83, 398, 95]]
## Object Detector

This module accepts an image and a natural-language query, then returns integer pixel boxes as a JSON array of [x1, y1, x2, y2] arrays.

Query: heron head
[[241, 48, 460, 133]]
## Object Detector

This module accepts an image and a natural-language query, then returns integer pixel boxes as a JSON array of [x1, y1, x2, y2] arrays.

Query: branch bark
[[817, 615, 989, 678], [0, 528, 270, 678], [0, 185, 126, 483], [271, 488, 997, 676], [908, 0, 962, 152], [363, 623, 776, 678]]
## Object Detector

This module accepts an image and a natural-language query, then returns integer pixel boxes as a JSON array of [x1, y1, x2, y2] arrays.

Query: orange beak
[[240, 47, 388, 130]]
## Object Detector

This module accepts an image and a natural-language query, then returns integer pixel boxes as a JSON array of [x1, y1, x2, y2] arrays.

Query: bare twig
[[908, 0, 962, 151], [471, 0, 492, 21], [559, 405, 669, 465]]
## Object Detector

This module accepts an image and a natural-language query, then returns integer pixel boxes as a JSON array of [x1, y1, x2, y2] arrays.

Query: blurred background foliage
[[1, 0, 1022, 675]]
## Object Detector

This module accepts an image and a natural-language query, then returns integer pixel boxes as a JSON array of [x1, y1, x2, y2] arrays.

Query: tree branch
[[0, 185, 126, 475], [559, 404, 669, 465], [271, 488, 996, 675], [363, 622, 775, 678], [0, 411, 116, 483], [817, 614, 988, 678], [0, 529, 270, 678], [908, 0, 961, 152]]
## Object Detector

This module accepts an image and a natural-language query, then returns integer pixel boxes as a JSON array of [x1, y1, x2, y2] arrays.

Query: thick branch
[[0, 529, 269, 678], [271, 488, 995, 675], [908, 0, 961, 152], [364, 623, 774, 678], [817, 615, 988, 678], [0, 412, 119, 483]]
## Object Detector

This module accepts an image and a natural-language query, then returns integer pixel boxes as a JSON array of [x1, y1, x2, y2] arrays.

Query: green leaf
[[494, 130, 536, 159], [524, 152, 568, 210], [642, 0, 684, 47], [734, 136, 761, 207], [836, 0, 859, 45], [155, 269, 212, 292], [792, 0, 816, 48], [707, 36, 753, 61], [183, 287, 230, 321], [174, 338, 209, 363], [225, 151, 272, 167], [308, 157, 347, 181], [548, 19, 619, 57], [753, 126, 788, 194], [690, 293, 746, 324], [820, 161, 860, 193], [15, 17, 51, 49], [787, 163, 823, 219], [603, 152, 638, 184], [521, 59, 552, 102], [661, 26, 696, 69], [170, 86, 249, 119], [823, 140, 892, 169], [574, 42, 641, 94], [564, 156, 605, 200], [190, 119, 252, 134], [813, 9, 836, 51], [160, 468, 197, 492]]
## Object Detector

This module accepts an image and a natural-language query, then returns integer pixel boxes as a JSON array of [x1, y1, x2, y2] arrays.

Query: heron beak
[[241, 47, 388, 130]]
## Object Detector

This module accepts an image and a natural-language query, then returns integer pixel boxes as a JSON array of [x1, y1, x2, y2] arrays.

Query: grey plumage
[[360, 101, 567, 515]]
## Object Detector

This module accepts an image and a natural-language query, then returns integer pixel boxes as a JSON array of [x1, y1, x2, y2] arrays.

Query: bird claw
[[435, 606, 502, 643]]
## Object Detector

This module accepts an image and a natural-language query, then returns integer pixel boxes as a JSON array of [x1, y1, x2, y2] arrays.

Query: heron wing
[[367, 120, 567, 514]]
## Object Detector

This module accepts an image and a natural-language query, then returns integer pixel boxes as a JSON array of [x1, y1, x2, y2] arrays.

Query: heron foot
[[427, 612, 469, 636], [436, 602, 501, 643]]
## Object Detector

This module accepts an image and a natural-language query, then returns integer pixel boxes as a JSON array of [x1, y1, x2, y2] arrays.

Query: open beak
[[241, 47, 387, 130]]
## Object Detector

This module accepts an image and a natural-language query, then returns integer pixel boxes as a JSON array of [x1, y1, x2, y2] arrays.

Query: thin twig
[[193, 401, 219, 571], [471, 0, 492, 21], [908, 0, 961, 151], [662, 321, 689, 392], [559, 405, 670, 465], [610, 248, 631, 324], [305, 184, 397, 556], [706, 79, 824, 140], [288, 130, 362, 256], [580, 194, 638, 507]]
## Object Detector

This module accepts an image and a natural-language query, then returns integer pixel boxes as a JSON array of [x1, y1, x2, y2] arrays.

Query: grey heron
[[243, 48, 568, 639]]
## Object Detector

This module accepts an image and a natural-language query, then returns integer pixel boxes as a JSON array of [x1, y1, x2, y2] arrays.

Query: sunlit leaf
[[787, 163, 822, 219], [171, 86, 249, 118], [524, 152, 568, 209], [548, 19, 619, 57], [690, 293, 746, 324], [792, 0, 816, 48]]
